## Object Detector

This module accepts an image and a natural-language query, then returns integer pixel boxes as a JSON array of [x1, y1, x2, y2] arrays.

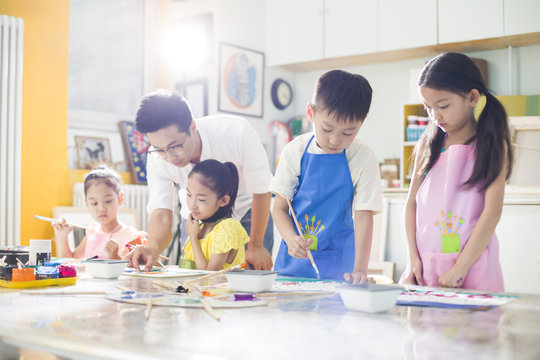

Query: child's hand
[[52, 218, 73, 238], [105, 238, 120, 259], [284, 235, 311, 258], [186, 214, 200, 238], [404, 256, 424, 285], [344, 272, 374, 285], [438, 266, 467, 288]]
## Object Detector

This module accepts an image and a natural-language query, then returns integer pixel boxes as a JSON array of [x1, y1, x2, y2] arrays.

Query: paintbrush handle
[[151, 279, 177, 291], [200, 298, 220, 321], [284, 197, 320, 276], [35, 215, 88, 230]]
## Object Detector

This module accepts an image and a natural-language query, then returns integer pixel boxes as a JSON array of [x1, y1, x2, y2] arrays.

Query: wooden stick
[[21, 290, 106, 295], [284, 197, 321, 279], [183, 262, 246, 285], [200, 298, 220, 321], [145, 295, 153, 321], [35, 215, 87, 230], [151, 279, 177, 291], [115, 284, 134, 293]]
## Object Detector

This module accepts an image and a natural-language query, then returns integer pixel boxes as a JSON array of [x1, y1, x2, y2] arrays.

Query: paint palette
[[106, 292, 267, 308]]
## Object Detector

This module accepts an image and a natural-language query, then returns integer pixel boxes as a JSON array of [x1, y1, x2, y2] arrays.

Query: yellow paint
[[1, 0, 70, 245]]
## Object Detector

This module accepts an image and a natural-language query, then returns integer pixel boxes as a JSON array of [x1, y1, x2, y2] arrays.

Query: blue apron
[[274, 135, 355, 280]]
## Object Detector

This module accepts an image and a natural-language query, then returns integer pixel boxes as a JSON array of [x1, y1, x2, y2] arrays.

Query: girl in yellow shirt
[[181, 160, 249, 270]]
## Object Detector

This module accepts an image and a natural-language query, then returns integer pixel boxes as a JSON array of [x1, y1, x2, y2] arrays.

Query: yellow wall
[[1, 0, 71, 245]]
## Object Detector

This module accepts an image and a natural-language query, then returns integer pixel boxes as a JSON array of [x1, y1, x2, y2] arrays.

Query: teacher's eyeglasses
[[148, 135, 189, 158]]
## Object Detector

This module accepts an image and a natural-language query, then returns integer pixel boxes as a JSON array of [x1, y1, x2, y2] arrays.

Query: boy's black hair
[[415, 52, 513, 190], [84, 165, 122, 197], [189, 160, 239, 223], [312, 69, 373, 123], [135, 89, 193, 134]]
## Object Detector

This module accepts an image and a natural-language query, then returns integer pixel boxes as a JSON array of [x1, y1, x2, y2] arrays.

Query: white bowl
[[84, 259, 129, 279], [225, 270, 278, 292], [337, 284, 403, 313]]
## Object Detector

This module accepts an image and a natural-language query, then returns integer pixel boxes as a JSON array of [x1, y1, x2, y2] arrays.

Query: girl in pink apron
[[53, 166, 145, 259], [401, 52, 513, 292]]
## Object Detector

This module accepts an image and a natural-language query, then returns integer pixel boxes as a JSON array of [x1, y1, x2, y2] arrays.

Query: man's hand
[[245, 244, 273, 270], [123, 245, 159, 272]]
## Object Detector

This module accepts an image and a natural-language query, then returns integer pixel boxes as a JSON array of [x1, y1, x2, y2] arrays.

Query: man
[[126, 89, 273, 271]]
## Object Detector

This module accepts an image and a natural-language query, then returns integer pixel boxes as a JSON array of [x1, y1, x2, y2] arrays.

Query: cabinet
[[379, 0, 437, 51], [265, 0, 323, 66], [438, 0, 504, 44], [324, 0, 378, 58], [497, 203, 540, 294], [504, 0, 540, 36], [400, 103, 428, 187]]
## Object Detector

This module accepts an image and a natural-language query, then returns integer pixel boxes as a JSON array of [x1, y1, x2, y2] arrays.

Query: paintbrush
[[125, 243, 170, 262], [145, 294, 153, 321], [200, 298, 220, 321], [183, 262, 246, 286], [284, 197, 321, 280], [35, 215, 88, 229]]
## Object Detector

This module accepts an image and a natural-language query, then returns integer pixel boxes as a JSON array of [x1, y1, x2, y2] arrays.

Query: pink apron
[[413, 144, 504, 292], [84, 223, 143, 259]]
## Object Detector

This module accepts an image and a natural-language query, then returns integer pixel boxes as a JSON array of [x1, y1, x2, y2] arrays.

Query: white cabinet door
[[438, 0, 504, 44], [504, 0, 540, 36], [497, 204, 540, 294], [265, 0, 324, 66], [324, 0, 379, 58], [379, 0, 437, 51]]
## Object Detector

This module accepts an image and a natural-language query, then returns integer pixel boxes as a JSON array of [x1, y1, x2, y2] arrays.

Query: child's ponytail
[[465, 92, 513, 190]]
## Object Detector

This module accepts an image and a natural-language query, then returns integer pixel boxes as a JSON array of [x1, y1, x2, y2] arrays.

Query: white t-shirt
[[146, 115, 272, 220], [269, 133, 383, 213]]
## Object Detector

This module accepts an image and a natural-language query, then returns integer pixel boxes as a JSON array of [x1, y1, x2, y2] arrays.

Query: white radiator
[[0, 15, 24, 247], [73, 182, 149, 231]]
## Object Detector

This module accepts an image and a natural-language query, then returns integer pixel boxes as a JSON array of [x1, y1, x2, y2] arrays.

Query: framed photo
[[74, 136, 112, 169], [176, 79, 208, 119], [218, 42, 265, 118], [118, 121, 151, 184]]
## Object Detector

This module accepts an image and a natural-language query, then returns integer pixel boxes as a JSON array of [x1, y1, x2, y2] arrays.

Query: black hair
[[189, 160, 239, 223], [83, 165, 122, 197], [312, 69, 372, 123], [415, 52, 513, 190], [135, 89, 193, 134]]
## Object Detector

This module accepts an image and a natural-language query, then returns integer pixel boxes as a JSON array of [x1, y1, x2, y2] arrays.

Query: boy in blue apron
[[270, 70, 383, 283]]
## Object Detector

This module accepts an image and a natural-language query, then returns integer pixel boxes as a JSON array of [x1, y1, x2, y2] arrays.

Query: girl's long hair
[[414, 52, 513, 190]]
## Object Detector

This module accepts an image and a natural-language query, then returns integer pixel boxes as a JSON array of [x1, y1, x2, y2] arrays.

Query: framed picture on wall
[[176, 78, 209, 119], [74, 136, 112, 169], [118, 121, 150, 184], [218, 42, 265, 118]]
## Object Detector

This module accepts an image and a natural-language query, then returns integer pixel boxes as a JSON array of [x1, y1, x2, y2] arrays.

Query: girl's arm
[[52, 218, 73, 258], [186, 215, 230, 270], [404, 151, 425, 285], [344, 210, 373, 284], [272, 195, 310, 258], [439, 154, 507, 287], [71, 236, 88, 259]]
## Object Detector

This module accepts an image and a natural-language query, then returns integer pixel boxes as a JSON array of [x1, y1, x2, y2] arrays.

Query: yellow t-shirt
[[181, 218, 249, 269]]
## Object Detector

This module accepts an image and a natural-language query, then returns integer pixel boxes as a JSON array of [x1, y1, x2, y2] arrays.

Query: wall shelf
[[274, 32, 540, 72]]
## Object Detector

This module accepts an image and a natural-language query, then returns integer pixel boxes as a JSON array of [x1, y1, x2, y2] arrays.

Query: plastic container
[[225, 270, 278, 292], [337, 284, 403, 313], [85, 259, 129, 279], [11, 268, 36, 282], [0, 248, 29, 266], [29, 239, 51, 266]]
